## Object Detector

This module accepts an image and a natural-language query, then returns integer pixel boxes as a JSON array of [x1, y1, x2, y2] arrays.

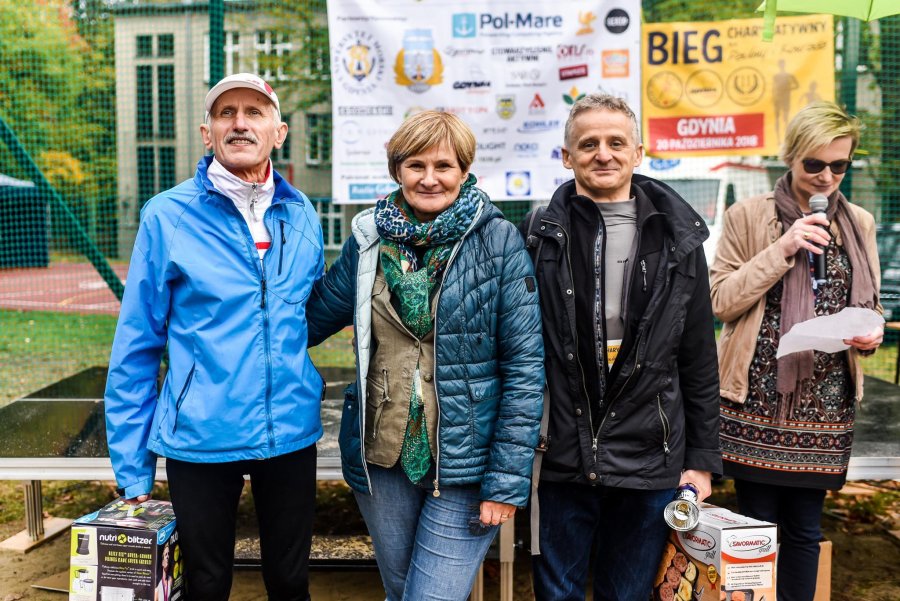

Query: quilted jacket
[[307, 200, 544, 506]]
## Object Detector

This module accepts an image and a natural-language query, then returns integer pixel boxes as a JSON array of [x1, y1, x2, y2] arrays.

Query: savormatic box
[[653, 503, 777, 601]]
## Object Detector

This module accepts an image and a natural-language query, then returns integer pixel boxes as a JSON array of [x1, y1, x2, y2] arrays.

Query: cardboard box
[[69, 499, 183, 601], [653, 503, 777, 601]]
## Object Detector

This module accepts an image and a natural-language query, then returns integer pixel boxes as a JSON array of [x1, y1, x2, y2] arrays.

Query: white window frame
[[305, 113, 331, 167], [254, 30, 293, 81], [203, 31, 241, 83]]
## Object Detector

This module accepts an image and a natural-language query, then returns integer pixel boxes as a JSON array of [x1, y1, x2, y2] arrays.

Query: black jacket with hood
[[520, 175, 722, 489]]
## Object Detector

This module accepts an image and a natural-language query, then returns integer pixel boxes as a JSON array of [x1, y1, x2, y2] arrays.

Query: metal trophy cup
[[664, 483, 700, 531]]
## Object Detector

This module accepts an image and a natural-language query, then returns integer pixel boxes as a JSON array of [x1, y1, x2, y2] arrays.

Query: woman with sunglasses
[[710, 101, 882, 601]]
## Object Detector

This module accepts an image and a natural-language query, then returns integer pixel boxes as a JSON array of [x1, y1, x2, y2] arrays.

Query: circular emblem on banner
[[646, 71, 683, 109], [340, 120, 362, 145], [685, 70, 723, 108], [604, 9, 630, 34], [726, 67, 766, 106], [334, 31, 385, 96]]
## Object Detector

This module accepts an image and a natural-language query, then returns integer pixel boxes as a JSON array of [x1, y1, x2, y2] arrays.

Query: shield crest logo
[[394, 29, 444, 93], [343, 39, 375, 82], [496, 95, 516, 120]]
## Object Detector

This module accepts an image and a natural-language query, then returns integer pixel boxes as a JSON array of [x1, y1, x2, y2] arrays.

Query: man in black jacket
[[520, 94, 722, 601]]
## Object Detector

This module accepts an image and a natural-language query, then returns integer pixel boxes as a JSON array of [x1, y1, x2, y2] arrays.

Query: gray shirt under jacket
[[595, 199, 637, 367]]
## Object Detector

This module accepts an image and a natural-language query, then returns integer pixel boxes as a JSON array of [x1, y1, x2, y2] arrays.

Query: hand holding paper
[[776, 307, 885, 358]]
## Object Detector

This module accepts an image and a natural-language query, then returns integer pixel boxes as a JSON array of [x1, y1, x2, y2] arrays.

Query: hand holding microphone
[[779, 195, 831, 261], [808, 194, 830, 285]]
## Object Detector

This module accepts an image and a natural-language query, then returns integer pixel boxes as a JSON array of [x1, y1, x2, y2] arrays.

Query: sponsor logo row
[[347, 170, 546, 200], [450, 9, 631, 38], [335, 80, 632, 130], [333, 10, 634, 95], [335, 31, 632, 96]]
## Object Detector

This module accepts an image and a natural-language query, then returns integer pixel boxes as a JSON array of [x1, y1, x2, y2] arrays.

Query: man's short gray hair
[[564, 94, 640, 147]]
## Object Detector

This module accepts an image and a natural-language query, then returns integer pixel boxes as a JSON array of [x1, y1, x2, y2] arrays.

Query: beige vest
[[364, 262, 439, 467]]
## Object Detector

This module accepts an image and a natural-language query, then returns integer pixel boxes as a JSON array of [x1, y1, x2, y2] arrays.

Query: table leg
[[498, 517, 514, 601], [470, 564, 484, 601], [25, 480, 45, 540], [0, 479, 72, 553]]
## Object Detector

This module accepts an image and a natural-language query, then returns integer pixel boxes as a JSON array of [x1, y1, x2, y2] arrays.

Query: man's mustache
[[225, 132, 258, 144]]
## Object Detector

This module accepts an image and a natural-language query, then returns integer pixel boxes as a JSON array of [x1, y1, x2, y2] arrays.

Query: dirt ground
[[0, 481, 898, 601]]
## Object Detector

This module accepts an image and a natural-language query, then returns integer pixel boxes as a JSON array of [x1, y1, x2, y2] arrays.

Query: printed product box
[[653, 503, 777, 601], [69, 499, 183, 601]]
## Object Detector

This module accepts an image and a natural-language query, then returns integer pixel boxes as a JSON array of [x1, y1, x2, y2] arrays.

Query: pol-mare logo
[[395, 29, 444, 94], [452, 13, 477, 38], [334, 31, 385, 96]]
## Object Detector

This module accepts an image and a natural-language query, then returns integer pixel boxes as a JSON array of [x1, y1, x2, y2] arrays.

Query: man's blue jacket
[[105, 157, 325, 498]]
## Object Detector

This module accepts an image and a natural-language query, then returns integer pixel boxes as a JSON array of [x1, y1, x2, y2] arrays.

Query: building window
[[136, 66, 154, 140], [271, 113, 291, 163], [137, 147, 156, 214], [255, 30, 293, 81], [311, 199, 344, 251], [305, 113, 331, 166], [157, 34, 174, 58], [204, 31, 241, 83], [136, 35, 153, 58], [157, 65, 175, 139], [304, 32, 329, 80], [158, 147, 176, 191]]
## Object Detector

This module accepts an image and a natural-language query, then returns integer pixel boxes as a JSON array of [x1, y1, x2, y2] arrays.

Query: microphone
[[809, 194, 829, 286]]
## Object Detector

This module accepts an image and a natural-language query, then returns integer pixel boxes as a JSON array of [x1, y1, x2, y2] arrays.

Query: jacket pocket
[[365, 369, 392, 441], [339, 385, 361, 453], [468, 377, 501, 448], [467, 377, 500, 404], [656, 394, 672, 467], [171, 363, 196, 434], [267, 217, 321, 304]]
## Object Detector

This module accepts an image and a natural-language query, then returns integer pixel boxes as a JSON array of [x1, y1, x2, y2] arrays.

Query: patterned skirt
[[720, 244, 855, 490]]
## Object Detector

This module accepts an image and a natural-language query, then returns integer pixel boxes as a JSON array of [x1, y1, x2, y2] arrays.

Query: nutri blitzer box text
[[69, 499, 183, 601], [653, 503, 777, 601]]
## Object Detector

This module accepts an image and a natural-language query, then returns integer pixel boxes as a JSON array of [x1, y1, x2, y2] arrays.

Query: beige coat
[[710, 193, 881, 405]]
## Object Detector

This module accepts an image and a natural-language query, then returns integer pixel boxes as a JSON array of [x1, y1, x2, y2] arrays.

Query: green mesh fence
[[0, 0, 899, 406]]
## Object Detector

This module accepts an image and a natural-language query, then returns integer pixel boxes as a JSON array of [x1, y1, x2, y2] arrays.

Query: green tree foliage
[[0, 0, 117, 253], [871, 16, 900, 220], [642, 0, 760, 22], [254, 0, 330, 112]]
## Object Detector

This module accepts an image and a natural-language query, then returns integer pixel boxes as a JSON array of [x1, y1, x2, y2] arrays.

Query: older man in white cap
[[104, 73, 324, 600]]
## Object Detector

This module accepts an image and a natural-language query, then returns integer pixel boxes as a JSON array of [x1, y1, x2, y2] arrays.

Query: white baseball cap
[[205, 73, 281, 117]]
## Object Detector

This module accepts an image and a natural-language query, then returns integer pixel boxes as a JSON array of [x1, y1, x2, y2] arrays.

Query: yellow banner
[[641, 15, 834, 157]]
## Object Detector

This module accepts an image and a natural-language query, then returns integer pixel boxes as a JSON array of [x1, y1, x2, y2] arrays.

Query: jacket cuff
[[480, 471, 530, 508], [684, 447, 723, 478], [121, 478, 154, 500]]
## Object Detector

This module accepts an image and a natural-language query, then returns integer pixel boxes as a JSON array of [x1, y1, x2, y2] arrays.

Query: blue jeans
[[354, 464, 499, 601], [532, 481, 674, 601], [734, 479, 826, 601]]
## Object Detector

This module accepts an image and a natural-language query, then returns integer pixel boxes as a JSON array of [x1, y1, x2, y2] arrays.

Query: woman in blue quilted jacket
[[307, 110, 544, 600]]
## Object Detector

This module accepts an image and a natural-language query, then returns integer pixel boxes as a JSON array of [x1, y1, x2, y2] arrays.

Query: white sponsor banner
[[327, 0, 641, 203]]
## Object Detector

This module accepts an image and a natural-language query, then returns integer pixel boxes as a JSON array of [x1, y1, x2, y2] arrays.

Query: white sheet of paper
[[776, 307, 884, 358]]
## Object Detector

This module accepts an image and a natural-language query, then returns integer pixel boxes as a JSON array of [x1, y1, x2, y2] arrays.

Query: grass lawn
[[0, 308, 356, 406], [0, 309, 119, 405]]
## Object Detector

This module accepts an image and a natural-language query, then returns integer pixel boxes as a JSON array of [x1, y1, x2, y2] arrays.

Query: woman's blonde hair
[[386, 110, 476, 182], [781, 101, 860, 165]]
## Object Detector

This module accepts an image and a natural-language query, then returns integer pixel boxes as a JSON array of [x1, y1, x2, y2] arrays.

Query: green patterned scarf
[[374, 174, 484, 483]]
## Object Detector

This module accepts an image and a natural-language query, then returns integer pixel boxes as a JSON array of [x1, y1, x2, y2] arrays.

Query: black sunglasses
[[801, 158, 852, 175]]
